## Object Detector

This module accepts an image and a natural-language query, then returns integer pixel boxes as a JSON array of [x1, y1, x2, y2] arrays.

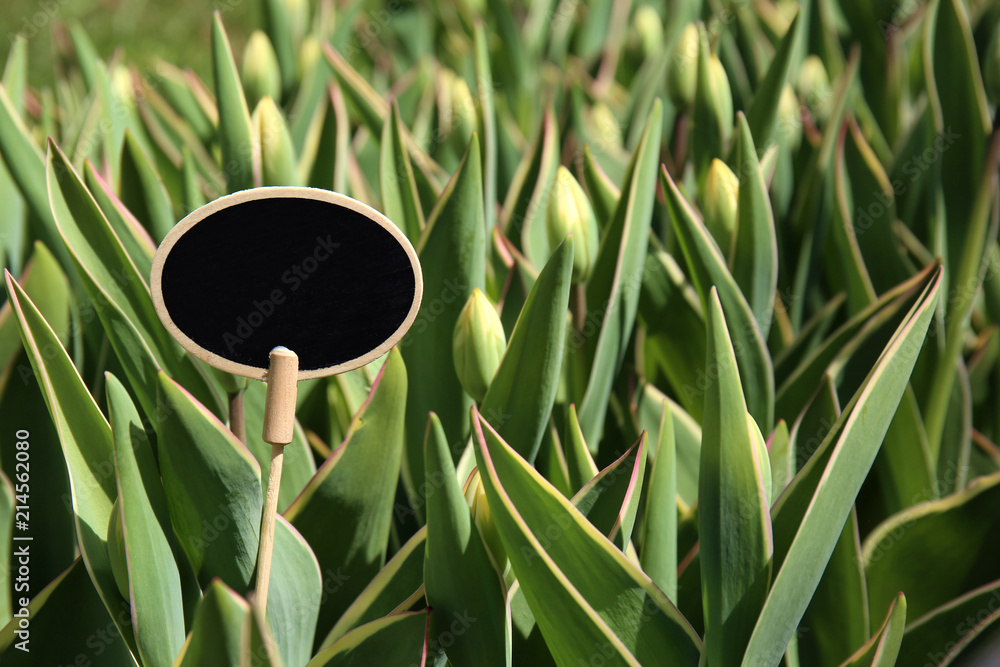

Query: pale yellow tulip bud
[[242, 31, 282, 107], [453, 289, 506, 402], [703, 159, 739, 253], [548, 166, 600, 282], [668, 23, 699, 111], [464, 468, 507, 570]]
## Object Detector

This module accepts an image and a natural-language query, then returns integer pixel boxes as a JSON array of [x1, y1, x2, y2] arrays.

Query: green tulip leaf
[[742, 267, 941, 664], [321, 527, 427, 649], [307, 611, 429, 667], [837, 593, 906, 667], [264, 516, 322, 667], [106, 373, 186, 667], [285, 349, 408, 640], [175, 580, 251, 667], [480, 236, 573, 463], [212, 11, 257, 193], [576, 100, 662, 448], [3, 272, 137, 656], [731, 113, 778, 338], [155, 371, 262, 591], [862, 471, 1000, 629], [571, 433, 647, 551], [699, 287, 772, 666], [423, 412, 509, 666], [663, 165, 774, 432], [472, 407, 702, 665], [380, 101, 426, 243], [119, 128, 175, 244], [0, 560, 136, 665], [897, 578, 1000, 666]]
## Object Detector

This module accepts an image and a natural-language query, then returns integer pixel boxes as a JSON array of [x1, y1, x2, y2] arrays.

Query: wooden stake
[[254, 346, 298, 614]]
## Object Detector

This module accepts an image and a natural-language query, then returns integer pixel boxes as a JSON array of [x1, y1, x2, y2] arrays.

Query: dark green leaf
[[423, 412, 508, 666], [155, 370, 262, 591], [743, 268, 941, 663], [663, 166, 774, 432], [307, 611, 429, 667], [576, 101, 663, 447], [403, 137, 484, 486], [107, 374, 186, 667], [212, 11, 257, 193], [175, 580, 251, 667], [472, 408, 702, 664], [285, 350, 408, 639], [699, 288, 772, 666], [480, 236, 573, 462], [571, 433, 647, 551]]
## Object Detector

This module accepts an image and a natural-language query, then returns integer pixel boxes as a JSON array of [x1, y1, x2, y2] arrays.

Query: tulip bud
[[111, 64, 134, 108], [298, 35, 322, 82], [242, 31, 282, 107], [108, 499, 130, 600], [691, 24, 734, 187], [707, 54, 734, 149], [464, 468, 507, 570], [632, 6, 663, 60], [748, 412, 772, 507], [796, 55, 832, 123], [255, 96, 296, 186], [702, 159, 739, 253], [453, 289, 506, 402], [450, 74, 477, 150], [668, 23, 699, 111], [285, 0, 310, 47], [986, 23, 1000, 106], [587, 102, 622, 151], [438, 69, 477, 153], [776, 84, 802, 150], [548, 166, 599, 282]]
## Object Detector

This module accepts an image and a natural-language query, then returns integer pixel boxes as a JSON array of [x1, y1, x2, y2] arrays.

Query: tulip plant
[[1, 0, 1000, 665]]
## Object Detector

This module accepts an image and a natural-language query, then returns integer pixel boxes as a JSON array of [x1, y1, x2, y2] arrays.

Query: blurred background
[[1, 0, 255, 83]]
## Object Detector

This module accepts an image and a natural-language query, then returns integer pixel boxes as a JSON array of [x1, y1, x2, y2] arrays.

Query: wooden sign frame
[[150, 186, 424, 613], [150, 186, 423, 381]]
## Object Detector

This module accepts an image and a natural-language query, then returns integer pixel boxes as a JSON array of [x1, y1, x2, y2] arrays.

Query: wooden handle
[[254, 444, 284, 614], [262, 346, 298, 445], [254, 346, 298, 615]]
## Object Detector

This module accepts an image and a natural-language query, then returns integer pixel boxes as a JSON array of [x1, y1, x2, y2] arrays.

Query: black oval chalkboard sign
[[151, 187, 423, 379]]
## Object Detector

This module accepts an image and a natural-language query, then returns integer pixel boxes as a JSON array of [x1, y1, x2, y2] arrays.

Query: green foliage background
[[0, 0, 1000, 665]]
